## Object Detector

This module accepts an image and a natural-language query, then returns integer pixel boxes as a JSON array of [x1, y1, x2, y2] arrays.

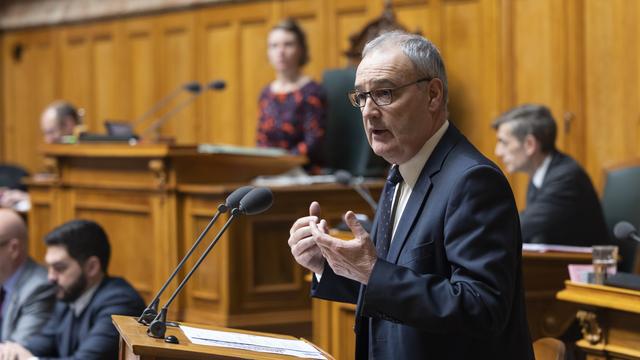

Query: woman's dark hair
[[272, 18, 310, 66], [45, 219, 111, 273]]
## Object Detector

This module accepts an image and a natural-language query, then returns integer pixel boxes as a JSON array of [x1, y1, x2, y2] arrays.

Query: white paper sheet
[[522, 243, 592, 253], [180, 325, 326, 359]]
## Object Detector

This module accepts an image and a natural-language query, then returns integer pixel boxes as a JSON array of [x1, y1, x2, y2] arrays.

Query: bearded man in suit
[[0, 219, 145, 360]]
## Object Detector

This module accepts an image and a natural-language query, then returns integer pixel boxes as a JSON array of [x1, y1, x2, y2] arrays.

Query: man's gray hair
[[362, 31, 448, 103], [491, 104, 557, 154]]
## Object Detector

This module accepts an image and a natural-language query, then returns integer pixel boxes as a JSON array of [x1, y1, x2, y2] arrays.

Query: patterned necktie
[[376, 165, 403, 259]]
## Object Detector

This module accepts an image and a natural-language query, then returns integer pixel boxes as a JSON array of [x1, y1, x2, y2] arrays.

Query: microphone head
[[238, 187, 273, 215], [614, 221, 637, 239], [225, 186, 255, 210], [207, 80, 226, 90], [183, 82, 202, 93], [334, 169, 353, 185]]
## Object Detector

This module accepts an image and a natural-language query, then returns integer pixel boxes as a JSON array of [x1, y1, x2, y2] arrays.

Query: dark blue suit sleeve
[[312, 262, 361, 304], [362, 165, 521, 336]]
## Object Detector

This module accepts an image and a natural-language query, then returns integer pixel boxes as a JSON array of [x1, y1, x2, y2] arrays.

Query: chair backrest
[[533, 337, 565, 360], [0, 164, 30, 191], [601, 160, 640, 273], [322, 67, 388, 177]]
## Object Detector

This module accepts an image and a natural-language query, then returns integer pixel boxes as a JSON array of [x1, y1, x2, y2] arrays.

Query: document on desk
[[180, 325, 327, 359]]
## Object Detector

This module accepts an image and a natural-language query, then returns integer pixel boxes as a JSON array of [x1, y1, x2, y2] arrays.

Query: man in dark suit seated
[[493, 104, 608, 246], [0, 219, 145, 359], [0, 209, 55, 344], [288, 31, 533, 359]]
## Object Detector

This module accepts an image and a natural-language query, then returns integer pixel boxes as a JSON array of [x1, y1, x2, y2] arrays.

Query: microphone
[[137, 185, 254, 325], [207, 80, 226, 90], [133, 81, 202, 128], [614, 221, 640, 242], [334, 169, 377, 212], [147, 187, 274, 340]]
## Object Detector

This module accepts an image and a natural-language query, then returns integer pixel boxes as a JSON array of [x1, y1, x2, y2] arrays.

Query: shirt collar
[[532, 154, 553, 188], [69, 281, 100, 317], [398, 120, 450, 188]]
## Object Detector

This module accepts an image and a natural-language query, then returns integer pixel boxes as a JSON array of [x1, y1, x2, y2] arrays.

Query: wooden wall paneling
[[326, 0, 371, 68], [197, 6, 241, 145], [2, 29, 57, 171], [26, 185, 63, 263], [239, 12, 274, 146], [392, 0, 432, 39], [155, 12, 197, 143], [150, 191, 180, 316], [583, 0, 639, 191], [562, 0, 586, 164], [440, 0, 498, 155], [122, 17, 158, 132], [197, 2, 273, 147], [71, 190, 156, 300], [90, 22, 128, 131], [330, 302, 356, 359], [278, 0, 329, 81], [181, 194, 229, 324], [58, 25, 94, 130]]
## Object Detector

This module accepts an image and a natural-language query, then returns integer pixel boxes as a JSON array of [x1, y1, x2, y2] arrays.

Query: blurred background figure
[[0, 165, 30, 212], [40, 100, 83, 144], [0, 209, 55, 345], [256, 18, 327, 173], [493, 104, 608, 247]]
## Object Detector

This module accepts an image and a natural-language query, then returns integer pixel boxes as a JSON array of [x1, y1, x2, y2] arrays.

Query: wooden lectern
[[113, 315, 333, 360], [29, 143, 380, 336], [557, 281, 640, 360]]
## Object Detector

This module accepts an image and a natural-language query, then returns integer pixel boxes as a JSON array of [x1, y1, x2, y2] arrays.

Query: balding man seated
[[40, 101, 82, 144], [0, 209, 55, 344]]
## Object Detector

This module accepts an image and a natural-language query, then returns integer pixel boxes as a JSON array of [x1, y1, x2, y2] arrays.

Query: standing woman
[[257, 19, 327, 172]]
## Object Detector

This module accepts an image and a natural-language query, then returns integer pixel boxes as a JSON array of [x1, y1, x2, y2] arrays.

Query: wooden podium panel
[[557, 281, 640, 360], [28, 143, 379, 337], [112, 315, 333, 360], [179, 183, 379, 334], [312, 250, 591, 359]]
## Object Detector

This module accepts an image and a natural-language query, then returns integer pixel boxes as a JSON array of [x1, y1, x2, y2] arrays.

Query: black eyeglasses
[[347, 77, 431, 108]]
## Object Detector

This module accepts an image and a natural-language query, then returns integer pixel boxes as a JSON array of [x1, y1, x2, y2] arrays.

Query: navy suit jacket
[[521, 151, 608, 246], [313, 125, 533, 359], [25, 276, 145, 360]]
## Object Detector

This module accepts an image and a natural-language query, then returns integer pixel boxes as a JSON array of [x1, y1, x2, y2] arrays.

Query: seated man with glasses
[[287, 31, 533, 359]]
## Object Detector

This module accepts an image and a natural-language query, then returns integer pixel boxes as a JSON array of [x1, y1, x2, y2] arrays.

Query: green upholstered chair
[[601, 160, 640, 273], [322, 67, 388, 177]]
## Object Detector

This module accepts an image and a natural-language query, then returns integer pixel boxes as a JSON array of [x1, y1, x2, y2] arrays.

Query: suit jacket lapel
[[59, 307, 75, 356], [1, 260, 34, 338], [386, 125, 462, 263]]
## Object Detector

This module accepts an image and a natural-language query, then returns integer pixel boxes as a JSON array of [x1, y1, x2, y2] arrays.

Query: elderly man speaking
[[287, 31, 533, 359]]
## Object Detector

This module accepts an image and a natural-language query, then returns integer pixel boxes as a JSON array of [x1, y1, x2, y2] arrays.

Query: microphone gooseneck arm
[[353, 183, 377, 212], [142, 93, 200, 138], [147, 209, 240, 339], [138, 203, 227, 324]]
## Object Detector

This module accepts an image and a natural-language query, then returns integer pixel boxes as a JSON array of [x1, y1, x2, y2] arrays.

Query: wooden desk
[[557, 281, 640, 360], [29, 143, 378, 336], [112, 315, 333, 360], [312, 250, 591, 359]]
